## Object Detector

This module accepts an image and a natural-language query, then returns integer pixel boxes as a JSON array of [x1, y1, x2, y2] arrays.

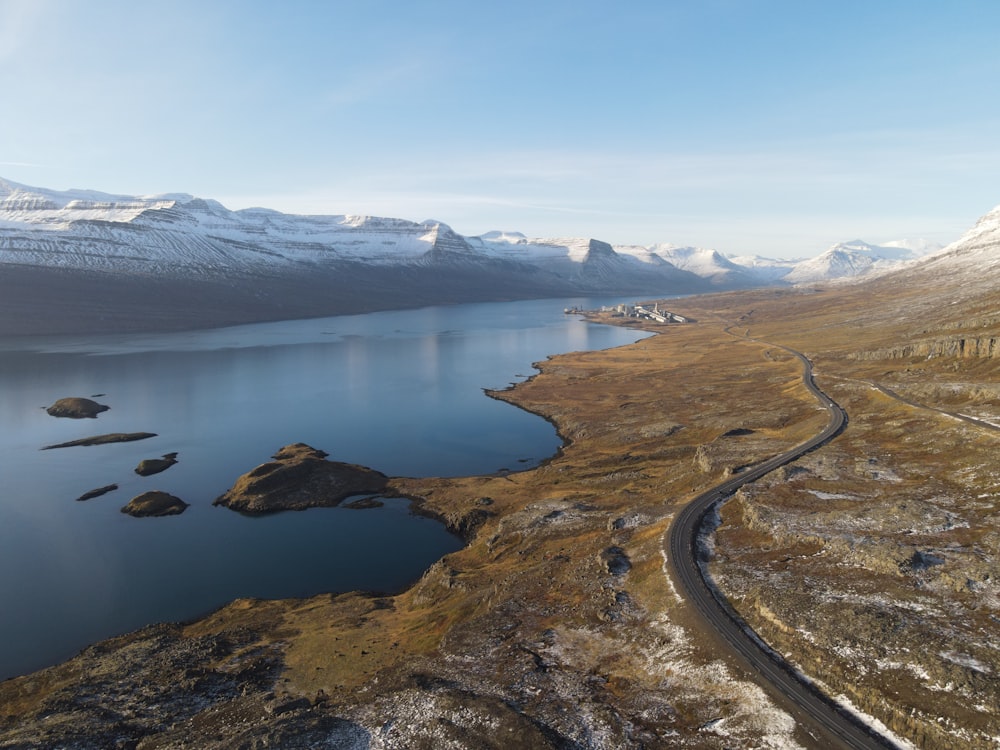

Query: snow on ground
[[830, 694, 920, 750], [808, 490, 857, 500]]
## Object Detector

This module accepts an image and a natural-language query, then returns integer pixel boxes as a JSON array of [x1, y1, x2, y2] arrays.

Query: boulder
[[214, 443, 389, 514], [45, 397, 109, 419], [121, 491, 189, 517]]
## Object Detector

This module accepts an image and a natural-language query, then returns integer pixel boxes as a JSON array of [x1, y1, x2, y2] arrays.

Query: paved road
[[665, 345, 901, 749], [865, 379, 1000, 433]]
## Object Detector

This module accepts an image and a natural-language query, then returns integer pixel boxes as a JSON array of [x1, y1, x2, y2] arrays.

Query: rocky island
[[120, 491, 189, 517], [41, 432, 157, 450], [45, 397, 109, 419], [135, 452, 179, 476], [75, 484, 119, 502], [213, 443, 390, 514]]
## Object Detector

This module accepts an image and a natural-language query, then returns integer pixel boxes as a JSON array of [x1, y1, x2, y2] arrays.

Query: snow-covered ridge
[[0, 178, 465, 270], [0, 178, 186, 227], [782, 239, 933, 285], [934, 203, 1000, 259], [905, 202, 1000, 282], [0, 176, 955, 286]]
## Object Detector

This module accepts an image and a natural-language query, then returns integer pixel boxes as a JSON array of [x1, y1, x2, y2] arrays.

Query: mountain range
[[0, 178, 960, 334]]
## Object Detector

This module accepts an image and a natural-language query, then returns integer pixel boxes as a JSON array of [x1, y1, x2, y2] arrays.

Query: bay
[[0, 297, 652, 680]]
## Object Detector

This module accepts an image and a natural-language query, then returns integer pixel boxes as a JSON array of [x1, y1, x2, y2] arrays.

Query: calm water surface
[[0, 297, 651, 679]]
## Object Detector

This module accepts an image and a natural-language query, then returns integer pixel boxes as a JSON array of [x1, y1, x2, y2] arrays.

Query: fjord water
[[0, 298, 650, 680]]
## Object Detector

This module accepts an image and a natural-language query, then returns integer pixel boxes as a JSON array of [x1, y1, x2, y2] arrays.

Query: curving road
[[665, 344, 901, 749]]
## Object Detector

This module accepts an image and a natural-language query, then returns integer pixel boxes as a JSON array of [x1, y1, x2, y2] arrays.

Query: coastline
[[2, 285, 997, 748]]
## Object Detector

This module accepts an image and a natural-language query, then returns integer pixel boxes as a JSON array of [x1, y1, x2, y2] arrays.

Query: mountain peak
[[479, 230, 526, 242]]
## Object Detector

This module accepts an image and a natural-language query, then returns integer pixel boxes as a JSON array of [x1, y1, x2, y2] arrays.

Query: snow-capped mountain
[[844, 203, 1000, 342], [907, 203, 1000, 280], [0, 178, 705, 289], [0, 177, 969, 335], [640, 245, 769, 287], [0, 177, 942, 288], [726, 254, 798, 284], [0, 178, 721, 334], [468, 234, 707, 289], [782, 239, 928, 284], [0, 178, 493, 273]]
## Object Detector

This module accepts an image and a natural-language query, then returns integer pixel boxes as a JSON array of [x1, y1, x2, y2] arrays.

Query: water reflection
[[0, 297, 653, 679]]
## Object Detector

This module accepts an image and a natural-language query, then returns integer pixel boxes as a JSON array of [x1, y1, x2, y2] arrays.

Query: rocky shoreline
[[2, 282, 998, 748], [0, 298, 823, 749]]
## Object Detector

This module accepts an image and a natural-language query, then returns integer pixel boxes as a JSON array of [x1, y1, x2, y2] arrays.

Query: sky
[[2, 0, 999, 258]]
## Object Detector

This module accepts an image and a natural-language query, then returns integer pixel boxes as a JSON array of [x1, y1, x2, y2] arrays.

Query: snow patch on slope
[[0, 177, 186, 228], [784, 240, 923, 284]]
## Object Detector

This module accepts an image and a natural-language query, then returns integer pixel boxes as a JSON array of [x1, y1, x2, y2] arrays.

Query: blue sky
[[2, 0, 999, 257]]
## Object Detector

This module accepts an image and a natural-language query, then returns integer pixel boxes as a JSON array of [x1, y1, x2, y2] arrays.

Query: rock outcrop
[[852, 335, 999, 361], [121, 491, 189, 517], [213, 443, 389, 514], [75, 484, 118, 502], [41, 432, 157, 450], [135, 452, 178, 476], [45, 397, 109, 419]]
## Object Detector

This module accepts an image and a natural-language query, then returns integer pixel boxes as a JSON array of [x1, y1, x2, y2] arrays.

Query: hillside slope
[[0, 203, 995, 748]]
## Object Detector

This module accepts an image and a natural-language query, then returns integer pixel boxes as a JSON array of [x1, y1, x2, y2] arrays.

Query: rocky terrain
[[75, 484, 119, 502], [699, 293, 1000, 748], [0, 207, 996, 748], [40, 432, 157, 450], [121, 491, 190, 517], [135, 453, 179, 477], [213, 443, 390, 514], [0, 309, 826, 749], [44, 397, 109, 419]]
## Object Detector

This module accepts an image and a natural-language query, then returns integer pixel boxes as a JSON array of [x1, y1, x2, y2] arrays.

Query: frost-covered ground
[[709, 373, 1000, 749]]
